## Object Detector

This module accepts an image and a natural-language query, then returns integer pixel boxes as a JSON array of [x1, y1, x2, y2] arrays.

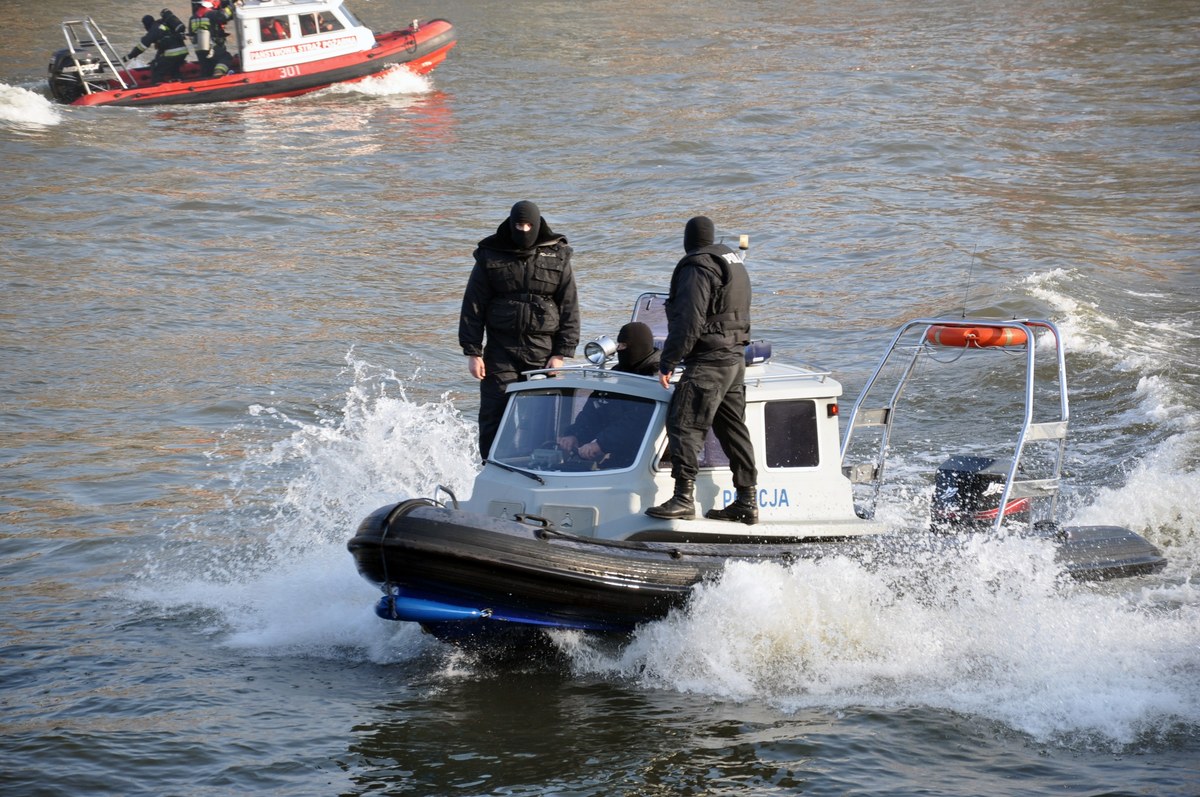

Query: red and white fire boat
[[48, 0, 455, 107]]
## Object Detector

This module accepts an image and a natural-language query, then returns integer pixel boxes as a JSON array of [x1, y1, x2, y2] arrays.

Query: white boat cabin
[[459, 294, 882, 541], [233, 0, 376, 73]]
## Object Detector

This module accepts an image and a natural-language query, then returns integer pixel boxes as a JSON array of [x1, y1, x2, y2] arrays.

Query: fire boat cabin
[[234, 0, 376, 73]]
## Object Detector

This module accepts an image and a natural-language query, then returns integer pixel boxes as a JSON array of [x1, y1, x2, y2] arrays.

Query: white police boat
[[348, 292, 1166, 650]]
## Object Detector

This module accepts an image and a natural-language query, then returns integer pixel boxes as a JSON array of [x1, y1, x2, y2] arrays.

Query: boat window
[[259, 16, 292, 41], [300, 13, 343, 35], [491, 387, 656, 472], [764, 400, 819, 468], [631, 293, 669, 344], [657, 432, 732, 470], [655, 399, 819, 470]]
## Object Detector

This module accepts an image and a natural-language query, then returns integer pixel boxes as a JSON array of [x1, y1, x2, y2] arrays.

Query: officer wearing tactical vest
[[646, 216, 759, 524], [459, 201, 580, 459]]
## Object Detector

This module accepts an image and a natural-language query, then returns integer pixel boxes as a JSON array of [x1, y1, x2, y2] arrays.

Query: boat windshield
[[340, 5, 363, 28], [491, 386, 657, 472]]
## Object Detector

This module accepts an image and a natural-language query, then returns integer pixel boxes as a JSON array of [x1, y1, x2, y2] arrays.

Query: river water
[[2, 1, 1198, 795]]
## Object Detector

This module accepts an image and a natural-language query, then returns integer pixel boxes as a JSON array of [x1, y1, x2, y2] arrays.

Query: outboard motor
[[47, 46, 103, 103], [930, 455, 1029, 532]]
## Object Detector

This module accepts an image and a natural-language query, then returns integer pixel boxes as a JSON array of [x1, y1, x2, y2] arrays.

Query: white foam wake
[[0, 83, 62, 127], [567, 540, 1200, 746], [325, 64, 433, 97], [129, 351, 479, 663]]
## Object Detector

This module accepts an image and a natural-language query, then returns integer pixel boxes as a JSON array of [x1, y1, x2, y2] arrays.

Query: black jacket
[[459, 218, 580, 368], [131, 16, 187, 58], [659, 244, 751, 373]]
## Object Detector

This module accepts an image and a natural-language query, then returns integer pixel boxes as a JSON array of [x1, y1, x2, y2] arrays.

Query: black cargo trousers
[[476, 345, 549, 459], [665, 357, 757, 487]]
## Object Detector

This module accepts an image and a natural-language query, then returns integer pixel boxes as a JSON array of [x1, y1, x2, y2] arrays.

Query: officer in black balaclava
[[682, 215, 714, 254], [508, 200, 541, 251], [615, 321, 659, 376], [647, 215, 759, 523], [459, 201, 580, 459], [557, 322, 660, 467]]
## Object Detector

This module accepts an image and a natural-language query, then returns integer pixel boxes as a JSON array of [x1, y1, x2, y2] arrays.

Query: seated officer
[[557, 322, 660, 468]]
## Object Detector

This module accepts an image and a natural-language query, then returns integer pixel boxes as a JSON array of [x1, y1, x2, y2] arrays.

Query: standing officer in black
[[646, 216, 759, 523], [459, 201, 580, 459]]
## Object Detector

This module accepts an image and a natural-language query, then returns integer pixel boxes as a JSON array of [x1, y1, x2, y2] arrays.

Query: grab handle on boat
[[514, 513, 552, 529], [434, 484, 459, 509]]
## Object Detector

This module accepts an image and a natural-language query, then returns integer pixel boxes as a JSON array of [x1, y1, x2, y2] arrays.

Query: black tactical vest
[[670, 243, 751, 351]]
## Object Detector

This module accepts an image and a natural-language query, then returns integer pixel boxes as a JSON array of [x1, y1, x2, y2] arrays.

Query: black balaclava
[[142, 14, 156, 30], [509, 200, 541, 250], [616, 322, 656, 374], [683, 216, 715, 253]]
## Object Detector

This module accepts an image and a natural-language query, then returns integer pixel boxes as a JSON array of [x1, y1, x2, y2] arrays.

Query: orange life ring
[[924, 324, 1028, 348]]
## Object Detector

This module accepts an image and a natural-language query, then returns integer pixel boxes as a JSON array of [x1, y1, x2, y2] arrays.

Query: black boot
[[646, 479, 696, 520], [705, 486, 759, 525]]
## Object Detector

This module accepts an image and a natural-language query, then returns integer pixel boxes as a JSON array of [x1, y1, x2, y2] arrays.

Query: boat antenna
[[718, 235, 750, 259], [961, 243, 978, 318]]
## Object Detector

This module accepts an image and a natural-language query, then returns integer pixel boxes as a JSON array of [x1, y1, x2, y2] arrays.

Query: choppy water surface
[[2, 1, 1198, 795]]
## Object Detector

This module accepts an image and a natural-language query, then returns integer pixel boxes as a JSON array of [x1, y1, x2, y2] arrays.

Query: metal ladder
[[839, 318, 1069, 533], [57, 17, 138, 95]]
